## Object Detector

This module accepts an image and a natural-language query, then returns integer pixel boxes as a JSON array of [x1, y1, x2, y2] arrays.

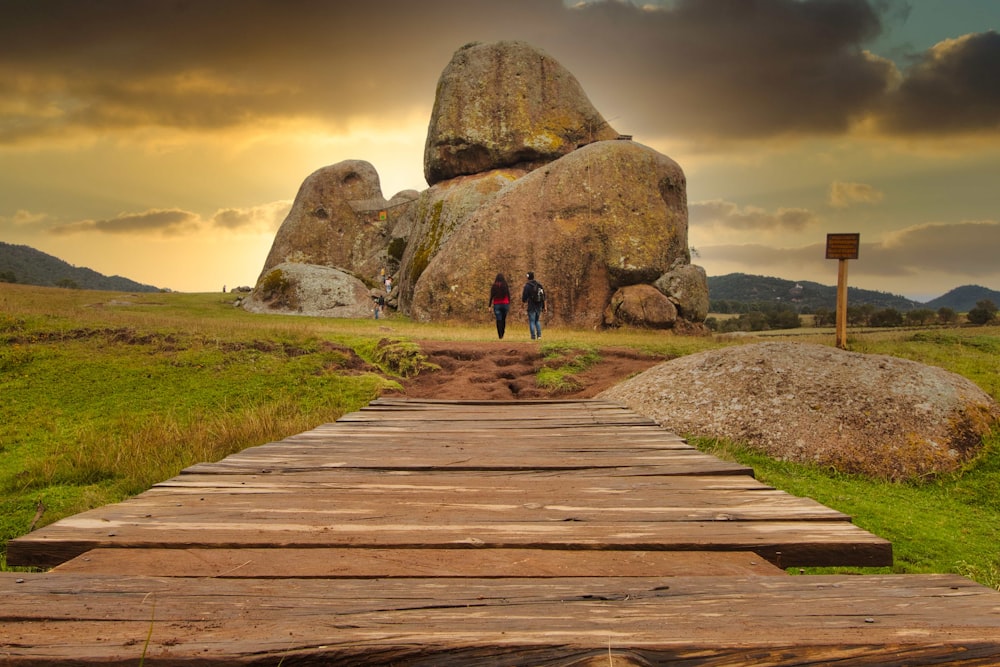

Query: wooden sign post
[[825, 233, 860, 350]]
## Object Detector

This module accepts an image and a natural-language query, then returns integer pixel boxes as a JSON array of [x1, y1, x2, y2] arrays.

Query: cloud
[[1, 209, 50, 227], [877, 31, 1000, 135], [0, 0, 564, 145], [604, 0, 895, 140], [0, 0, 1000, 151], [211, 201, 291, 233], [828, 181, 884, 207], [868, 220, 1000, 277], [699, 242, 821, 271], [689, 199, 819, 232], [49, 209, 199, 236], [47, 202, 290, 237], [0, 0, 902, 149], [699, 220, 1000, 280], [0, 0, 996, 156]]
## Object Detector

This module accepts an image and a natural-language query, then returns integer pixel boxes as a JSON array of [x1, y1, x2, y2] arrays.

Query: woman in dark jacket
[[489, 273, 512, 339]]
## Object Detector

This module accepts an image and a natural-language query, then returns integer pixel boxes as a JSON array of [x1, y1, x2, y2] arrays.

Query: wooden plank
[[45, 482, 850, 521], [3, 573, 999, 665], [154, 470, 776, 491], [7, 517, 889, 569], [53, 548, 787, 577]]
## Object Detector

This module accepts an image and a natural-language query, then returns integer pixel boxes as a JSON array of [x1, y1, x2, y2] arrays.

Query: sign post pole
[[835, 257, 849, 349], [825, 233, 860, 350]]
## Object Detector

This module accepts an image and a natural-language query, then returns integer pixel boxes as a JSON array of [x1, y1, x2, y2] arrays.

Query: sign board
[[826, 233, 860, 260]]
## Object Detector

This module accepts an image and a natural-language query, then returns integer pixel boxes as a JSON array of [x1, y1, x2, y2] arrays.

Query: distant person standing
[[489, 273, 512, 339], [521, 271, 546, 340]]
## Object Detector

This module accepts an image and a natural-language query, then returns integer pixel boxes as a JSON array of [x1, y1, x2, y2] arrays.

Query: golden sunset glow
[[2, 0, 998, 299]]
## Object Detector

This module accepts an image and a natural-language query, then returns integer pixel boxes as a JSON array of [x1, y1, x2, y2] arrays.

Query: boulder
[[410, 140, 690, 327], [424, 40, 619, 185], [396, 168, 527, 312], [257, 160, 417, 284], [599, 342, 1000, 481], [655, 263, 710, 322], [604, 284, 678, 328], [243, 262, 374, 318]]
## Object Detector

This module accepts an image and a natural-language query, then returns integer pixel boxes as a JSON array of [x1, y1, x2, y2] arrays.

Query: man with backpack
[[521, 271, 546, 340]]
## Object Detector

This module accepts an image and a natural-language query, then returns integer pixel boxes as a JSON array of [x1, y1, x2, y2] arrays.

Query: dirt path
[[390, 341, 666, 401]]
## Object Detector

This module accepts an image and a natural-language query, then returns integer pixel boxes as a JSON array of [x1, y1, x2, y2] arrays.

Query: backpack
[[530, 281, 545, 307]]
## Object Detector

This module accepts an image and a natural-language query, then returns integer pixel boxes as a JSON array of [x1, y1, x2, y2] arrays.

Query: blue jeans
[[528, 308, 542, 339], [493, 303, 509, 339]]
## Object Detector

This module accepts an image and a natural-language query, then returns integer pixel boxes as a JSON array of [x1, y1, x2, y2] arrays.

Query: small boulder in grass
[[598, 342, 1000, 482]]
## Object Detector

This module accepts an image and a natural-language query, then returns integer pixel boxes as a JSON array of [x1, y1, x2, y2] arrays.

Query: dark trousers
[[493, 303, 509, 339]]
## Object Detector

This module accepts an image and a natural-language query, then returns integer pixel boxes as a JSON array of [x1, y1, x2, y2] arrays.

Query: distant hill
[[924, 285, 1000, 313], [707, 273, 921, 312], [0, 242, 161, 292]]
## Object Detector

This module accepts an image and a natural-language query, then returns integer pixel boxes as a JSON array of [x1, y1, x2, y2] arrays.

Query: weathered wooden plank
[[53, 548, 787, 577], [54, 483, 849, 521], [155, 470, 775, 491], [3, 573, 999, 665], [7, 516, 890, 569], [181, 452, 752, 475]]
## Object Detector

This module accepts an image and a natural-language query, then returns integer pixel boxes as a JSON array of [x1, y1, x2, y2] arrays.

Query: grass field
[[2, 283, 998, 589]]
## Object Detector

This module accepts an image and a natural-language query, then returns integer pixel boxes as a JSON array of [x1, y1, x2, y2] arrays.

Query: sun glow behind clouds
[[2, 0, 1000, 298]]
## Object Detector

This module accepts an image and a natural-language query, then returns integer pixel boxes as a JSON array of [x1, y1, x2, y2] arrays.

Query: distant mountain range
[[0, 242, 161, 292], [708, 273, 1000, 313], [2, 242, 997, 311]]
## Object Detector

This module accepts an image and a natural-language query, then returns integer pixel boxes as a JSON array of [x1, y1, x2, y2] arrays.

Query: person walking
[[488, 273, 512, 339], [521, 271, 545, 340]]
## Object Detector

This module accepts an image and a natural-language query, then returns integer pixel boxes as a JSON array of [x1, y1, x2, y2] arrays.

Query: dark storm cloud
[[0, 0, 568, 143], [878, 31, 1000, 135], [1, 0, 996, 146], [574, 0, 895, 140]]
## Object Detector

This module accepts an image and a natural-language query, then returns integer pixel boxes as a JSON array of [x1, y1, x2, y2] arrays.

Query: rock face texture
[[424, 41, 620, 185], [255, 161, 418, 309], [249, 40, 707, 330], [396, 168, 527, 314], [410, 140, 689, 327], [599, 342, 1000, 481]]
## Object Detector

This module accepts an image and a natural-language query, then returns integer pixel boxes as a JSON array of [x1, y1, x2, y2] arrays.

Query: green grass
[[2, 283, 1000, 592], [694, 434, 1000, 589], [536, 342, 602, 391]]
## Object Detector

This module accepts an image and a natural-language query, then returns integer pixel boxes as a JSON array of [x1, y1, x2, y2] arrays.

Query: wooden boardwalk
[[3, 398, 1000, 665]]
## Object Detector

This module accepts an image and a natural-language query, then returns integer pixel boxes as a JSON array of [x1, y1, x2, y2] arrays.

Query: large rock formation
[[599, 342, 1000, 482], [410, 140, 690, 327], [249, 40, 707, 330]]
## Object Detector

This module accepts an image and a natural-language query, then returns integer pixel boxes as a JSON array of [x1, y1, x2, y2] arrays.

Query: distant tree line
[[705, 302, 802, 333], [0, 270, 81, 289], [706, 300, 998, 333]]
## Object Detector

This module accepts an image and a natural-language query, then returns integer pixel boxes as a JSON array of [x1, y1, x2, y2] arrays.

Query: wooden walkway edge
[[3, 398, 1000, 665]]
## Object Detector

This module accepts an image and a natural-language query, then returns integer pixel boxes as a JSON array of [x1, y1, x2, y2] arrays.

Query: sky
[[1, 0, 999, 301]]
